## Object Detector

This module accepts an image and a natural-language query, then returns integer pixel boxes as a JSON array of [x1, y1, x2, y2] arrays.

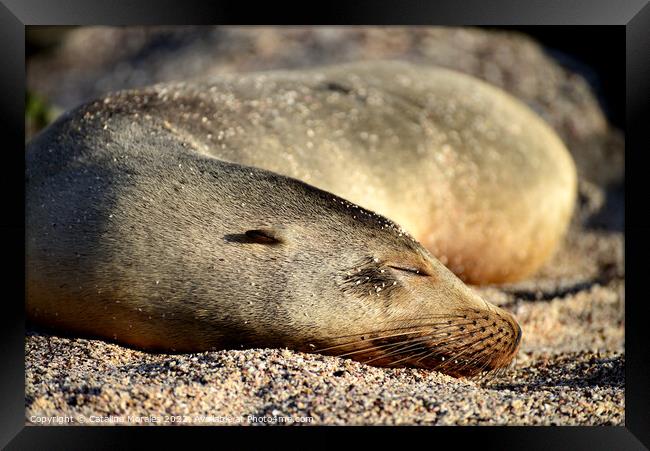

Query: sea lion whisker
[[317, 318, 473, 342], [384, 349, 434, 367], [449, 330, 512, 373], [475, 352, 498, 379], [354, 326, 482, 365], [360, 338, 437, 363], [469, 338, 505, 369], [480, 367, 500, 383], [435, 339, 492, 374], [423, 336, 486, 372], [330, 324, 478, 359], [417, 334, 483, 365], [448, 347, 489, 374], [374, 331, 482, 370], [375, 314, 468, 324], [362, 343, 429, 365], [313, 320, 477, 352], [360, 322, 480, 355], [458, 355, 489, 381], [468, 353, 500, 379], [334, 336, 428, 358], [413, 327, 483, 352], [436, 337, 502, 372], [378, 314, 516, 376], [313, 329, 434, 353]]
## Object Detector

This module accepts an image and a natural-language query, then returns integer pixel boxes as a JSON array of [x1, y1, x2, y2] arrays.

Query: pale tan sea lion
[[25, 61, 575, 377], [116, 60, 575, 284]]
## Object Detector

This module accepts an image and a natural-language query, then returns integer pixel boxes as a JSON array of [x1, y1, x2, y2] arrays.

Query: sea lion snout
[[319, 235, 522, 377], [514, 321, 523, 351], [431, 290, 522, 376], [410, 299, 523, 377], [402, 250, 524, 375]]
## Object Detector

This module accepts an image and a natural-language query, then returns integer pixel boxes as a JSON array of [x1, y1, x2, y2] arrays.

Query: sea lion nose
[[513, 322, 523, 349]]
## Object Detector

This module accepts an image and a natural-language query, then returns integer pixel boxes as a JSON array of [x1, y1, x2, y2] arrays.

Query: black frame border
[[2, 0, 648, 448]]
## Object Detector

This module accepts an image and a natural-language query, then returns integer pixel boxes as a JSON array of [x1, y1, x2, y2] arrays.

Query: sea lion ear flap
[[223, 227, 285, 245], [244, 228, 284, 245]]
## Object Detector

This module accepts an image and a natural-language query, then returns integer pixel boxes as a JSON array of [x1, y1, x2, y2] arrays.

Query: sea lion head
[[236, 182, 522, 379], [325, 223, 522, 378]]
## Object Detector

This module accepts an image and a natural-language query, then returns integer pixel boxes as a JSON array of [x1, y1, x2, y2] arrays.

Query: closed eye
[[387, 265, 430, 276]]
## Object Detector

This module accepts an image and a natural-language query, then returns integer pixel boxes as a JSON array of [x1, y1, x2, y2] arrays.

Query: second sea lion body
[[107, 60, 575, 283]]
